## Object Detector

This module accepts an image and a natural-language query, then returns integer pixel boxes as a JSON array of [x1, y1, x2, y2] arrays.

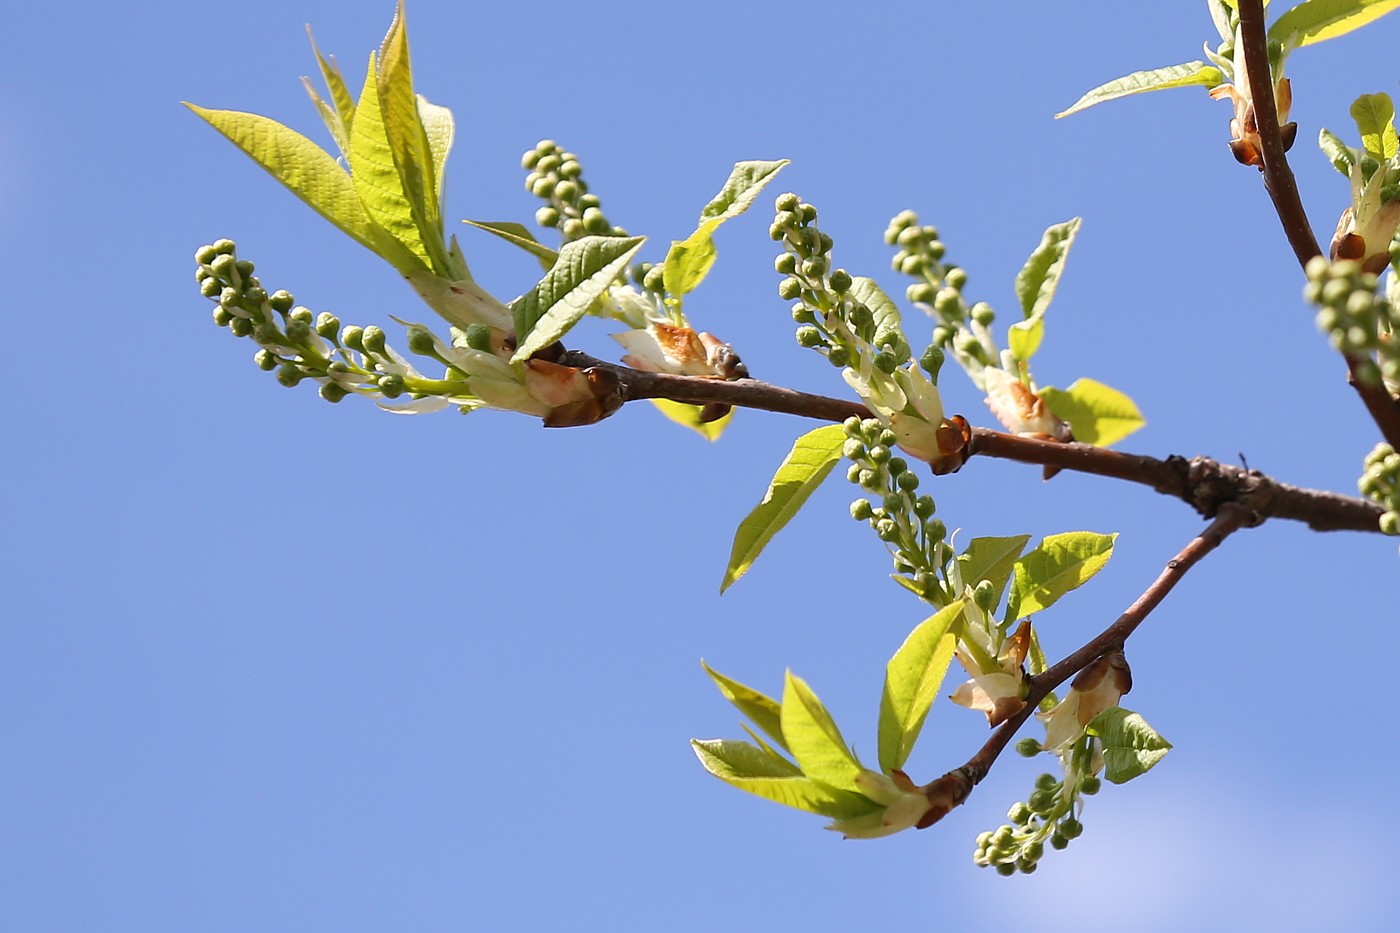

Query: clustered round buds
[[842, 416, 953, 604], [973, 761, 1097, 875], [1360, 443, 1400, 542], [1304, 256, 1400, 390], [772, 194, 911, 368], [522, 140, 627, 243]]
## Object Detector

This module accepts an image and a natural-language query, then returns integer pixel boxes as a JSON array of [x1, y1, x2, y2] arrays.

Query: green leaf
[[702, 661, 787, 752], [1350, 92, 1399, 160], [462, 219, 559, 271], [649, 399, 732, 440], [1269, 0, 1400, 47], [877, 601, 964, 773], [307, 26, 356, 143], [510, 235, 646, 362], [418, 95, 455, 207], [184, 103, 380, 252], [348, 52, 433, 274], [1319, 127, 1357, 176], [699, 159, 790, 223], [1038, 377, 1145, 447], [848, 277, 902, 341], [1015, 218, 1081, 319], [1056, 62, 1225, 119], [781, 671, 864, 794], [376, 1, 447, 270], [956, 535, 1031, 607], [691, 739, 880, 818], [720, 424, 846, 592], [300, 78, 349, 158], [662, 227, 719, 298], [1009, 531, 1116, 619], [1008, 317, 1044, 363], [1208, 0, 1236, 41], [1087, 707, 1172, 784]]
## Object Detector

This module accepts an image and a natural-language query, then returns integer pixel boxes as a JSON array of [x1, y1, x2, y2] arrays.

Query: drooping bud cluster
[[1359, 443, 1400, 541], [975, 767, 1098, 875], [1304, 256, 1400, 390], [841, 416, 952, 605], [522, 140, 628, 244]]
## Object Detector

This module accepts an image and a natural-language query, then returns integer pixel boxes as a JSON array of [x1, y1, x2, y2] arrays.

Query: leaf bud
[[319, 381, 349, 403]]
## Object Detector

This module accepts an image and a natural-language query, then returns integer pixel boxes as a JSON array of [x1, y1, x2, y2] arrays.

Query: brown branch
[[1235, 0, 1400, 450], [559, 350, 1385, 533], [919, 504, 1254, 819]]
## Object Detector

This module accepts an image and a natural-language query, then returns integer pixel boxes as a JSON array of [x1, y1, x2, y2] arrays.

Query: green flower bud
[[800, 255, 828, 278], [768, 223, 786, 241], [578, 193, 601, 211], [842, 438, 866, 460], [827, 346, 851, 368], [860, 469, 881, 491], [846, 463, 863, 484], [536, 153, 561, 173], [973, 579, 997, 613], [1035, 772, 1058, 791], [888, 457, 909, 477], [254, 348, 278, 371], [907, 283, 937, 305], [582, 207, 610, 234], [339, 325, 365, 351], [945, 267, 968, 291], [378, 373, 406, 398], [1015, 737, 1041, 758], [535, 206, 560, 228], [265, 289, 293, 313], [779, 276, 803, 301], [1381, 511, 1400, 535], [1027, 789, 1055, 813], [875, 518, 899, 541], [210, 253, 237, 278], [561, 218, 585, 240], [913, 495, 935, 519], [873, 351, 898, 374], [406, 325, 437, 356], [319, 381, 349, 403], [643, 267, 666, 293], [200, 278, 222, 299], [1060, 817, 1083, 839], [211, 238, 237, 256], [843, 415, 864, 437], [361, 325, 387, 356], [931, 325, 953, 347], [774, 192, 800, 213], [934, 287, 962, 319], [920, 344, 945, 381], [212, 306, 233, 327], [285, 319, 311, 343], [796, 325, 825, 348], [1050, 832, 1069, 850], [829, 268, 853, 293], [775, 253, 798, 275], [927, 518, 946, 540], [899, 254, 926, 276], [850, 498, 874, 521], [195, 244, 220, 265], [464, 323, 493, 352], [276, 363, 302, 387], [218, 287, 242, 309], [315, 312, 340, 339], [799, 203, 818, 224], [791, 305, 816, 325], [554, 179, 580, 202], [1008, 801, 1033, 824], [521, 148, 541, 170], [869, 444, 892, 464], [1079, 775, 1102, 796], [531, 176, 556, 199], [228, 317, 253, 338], [971, 303, 995, 327], [995, 863, 1017, 877]]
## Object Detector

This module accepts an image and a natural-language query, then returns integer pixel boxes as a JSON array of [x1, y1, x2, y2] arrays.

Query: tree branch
[[1236, 0, 1400, 450], [558, 350, 1385, 533], [920, 504, 1254, 819]]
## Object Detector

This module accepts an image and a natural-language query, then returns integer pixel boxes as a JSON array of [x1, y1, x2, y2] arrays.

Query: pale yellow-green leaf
[[510, 235, 646, 362], [1350, 92, 1399, 160], [1009, 532, 1117, 619], [300, 78, 349, 157], [1008, 317, 1044, 362], [721, 424, 846, 592], [1038, 377, 1145, 447], [1056, 62, 1225, 119], [877, 601, 964, 773], [699, 160, 790, 223], [662, 225, 719, 298], [307, 25, 356, 140], [691, 739, 880, 819], [418, 95, 455, 204], [701, 661, 787, 752], [649, 398, 732, 440], [1269, 0, 1400, 47], [462, 219, 558, 271], [781, 672, 864, 794]]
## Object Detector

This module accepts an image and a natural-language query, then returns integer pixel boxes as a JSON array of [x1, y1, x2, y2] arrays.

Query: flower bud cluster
[[885, 210, 998, 374], [773, 194, 911, 370], [195, 239, 505, 414], [842, 416, 952, 605], [1305, 256, 1400, 390], [975, 747, 1102, 875], [522, 140, 628, 244], [1360, 443, 1400, 540]]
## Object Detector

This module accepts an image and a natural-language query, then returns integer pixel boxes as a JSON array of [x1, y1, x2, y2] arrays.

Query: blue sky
[[4, 2, 1397, 930]]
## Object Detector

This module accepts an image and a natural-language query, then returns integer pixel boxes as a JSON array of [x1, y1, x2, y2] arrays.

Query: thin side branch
[[926, 504, 1254, 814], [558, 350, 1385, 533], [1236, 0, 1400, 449]]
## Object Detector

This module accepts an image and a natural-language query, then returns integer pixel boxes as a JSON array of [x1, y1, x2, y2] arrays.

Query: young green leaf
[[1015, 218, 1081, 320], [349, 52, 433, 274], [956, 535, 1032, 607], [662, 227, 719, 299], [1008, 531, 1117, 619], [691, 739, 881, 818], [648, 399, 732, 440], [307, 26, 356, 143], [1038, 378, 1145, 447], [301, 78, 350, 158], [510, 235, 646, 362], [1350, 92, 1399, 160], [781, 671, 864, 794], [702, 661, 788, 752], [184, 103, 386, 253], [720, 424, 846, 592], [1268, 0, 1400, 47], [1008, 317, 1044, 363], [699, 159, 790, 223], [1056, 62, 1225, 119], [1207, 0, 1236, 41], [848, 277, 902, 340], [462, 219, 559, 271], [1087, 707, 1172, 784], [1318, 127, 1357, 176], [877, 601, 965, 773], [418, 95, 455, 207]]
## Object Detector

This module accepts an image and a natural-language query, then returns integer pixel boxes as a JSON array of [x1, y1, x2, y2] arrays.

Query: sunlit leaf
[[699, 159, 790, 223], [1056, 62, 1225, 119], [878, 601, 964, 773], [649, 398, 732, 440], [418, 95, 455, 206], [1269, 0, 1400, 47], [307, 26, 356, 142], [462, 219, 559, 271], [1015, 218, 1081, 319], [691, 739, 880, 818], [956, 535, 1031, 608], [300, 78, 349, 157], [1008, 531, 1117, 619], [1038, 378, 1145, 447], [510, 235, 646, 362], [663, 226, 719, 298], [1008, 317, 1044, 362], [1350, 92, 1399, 160], [781, 672, 864, 794], [849, 277, 902, 341], [720, 425, 846, 592], [1087, 707, 1172, 784], [702, 661, 787, 752], [1318, 127, 1357, 176]]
